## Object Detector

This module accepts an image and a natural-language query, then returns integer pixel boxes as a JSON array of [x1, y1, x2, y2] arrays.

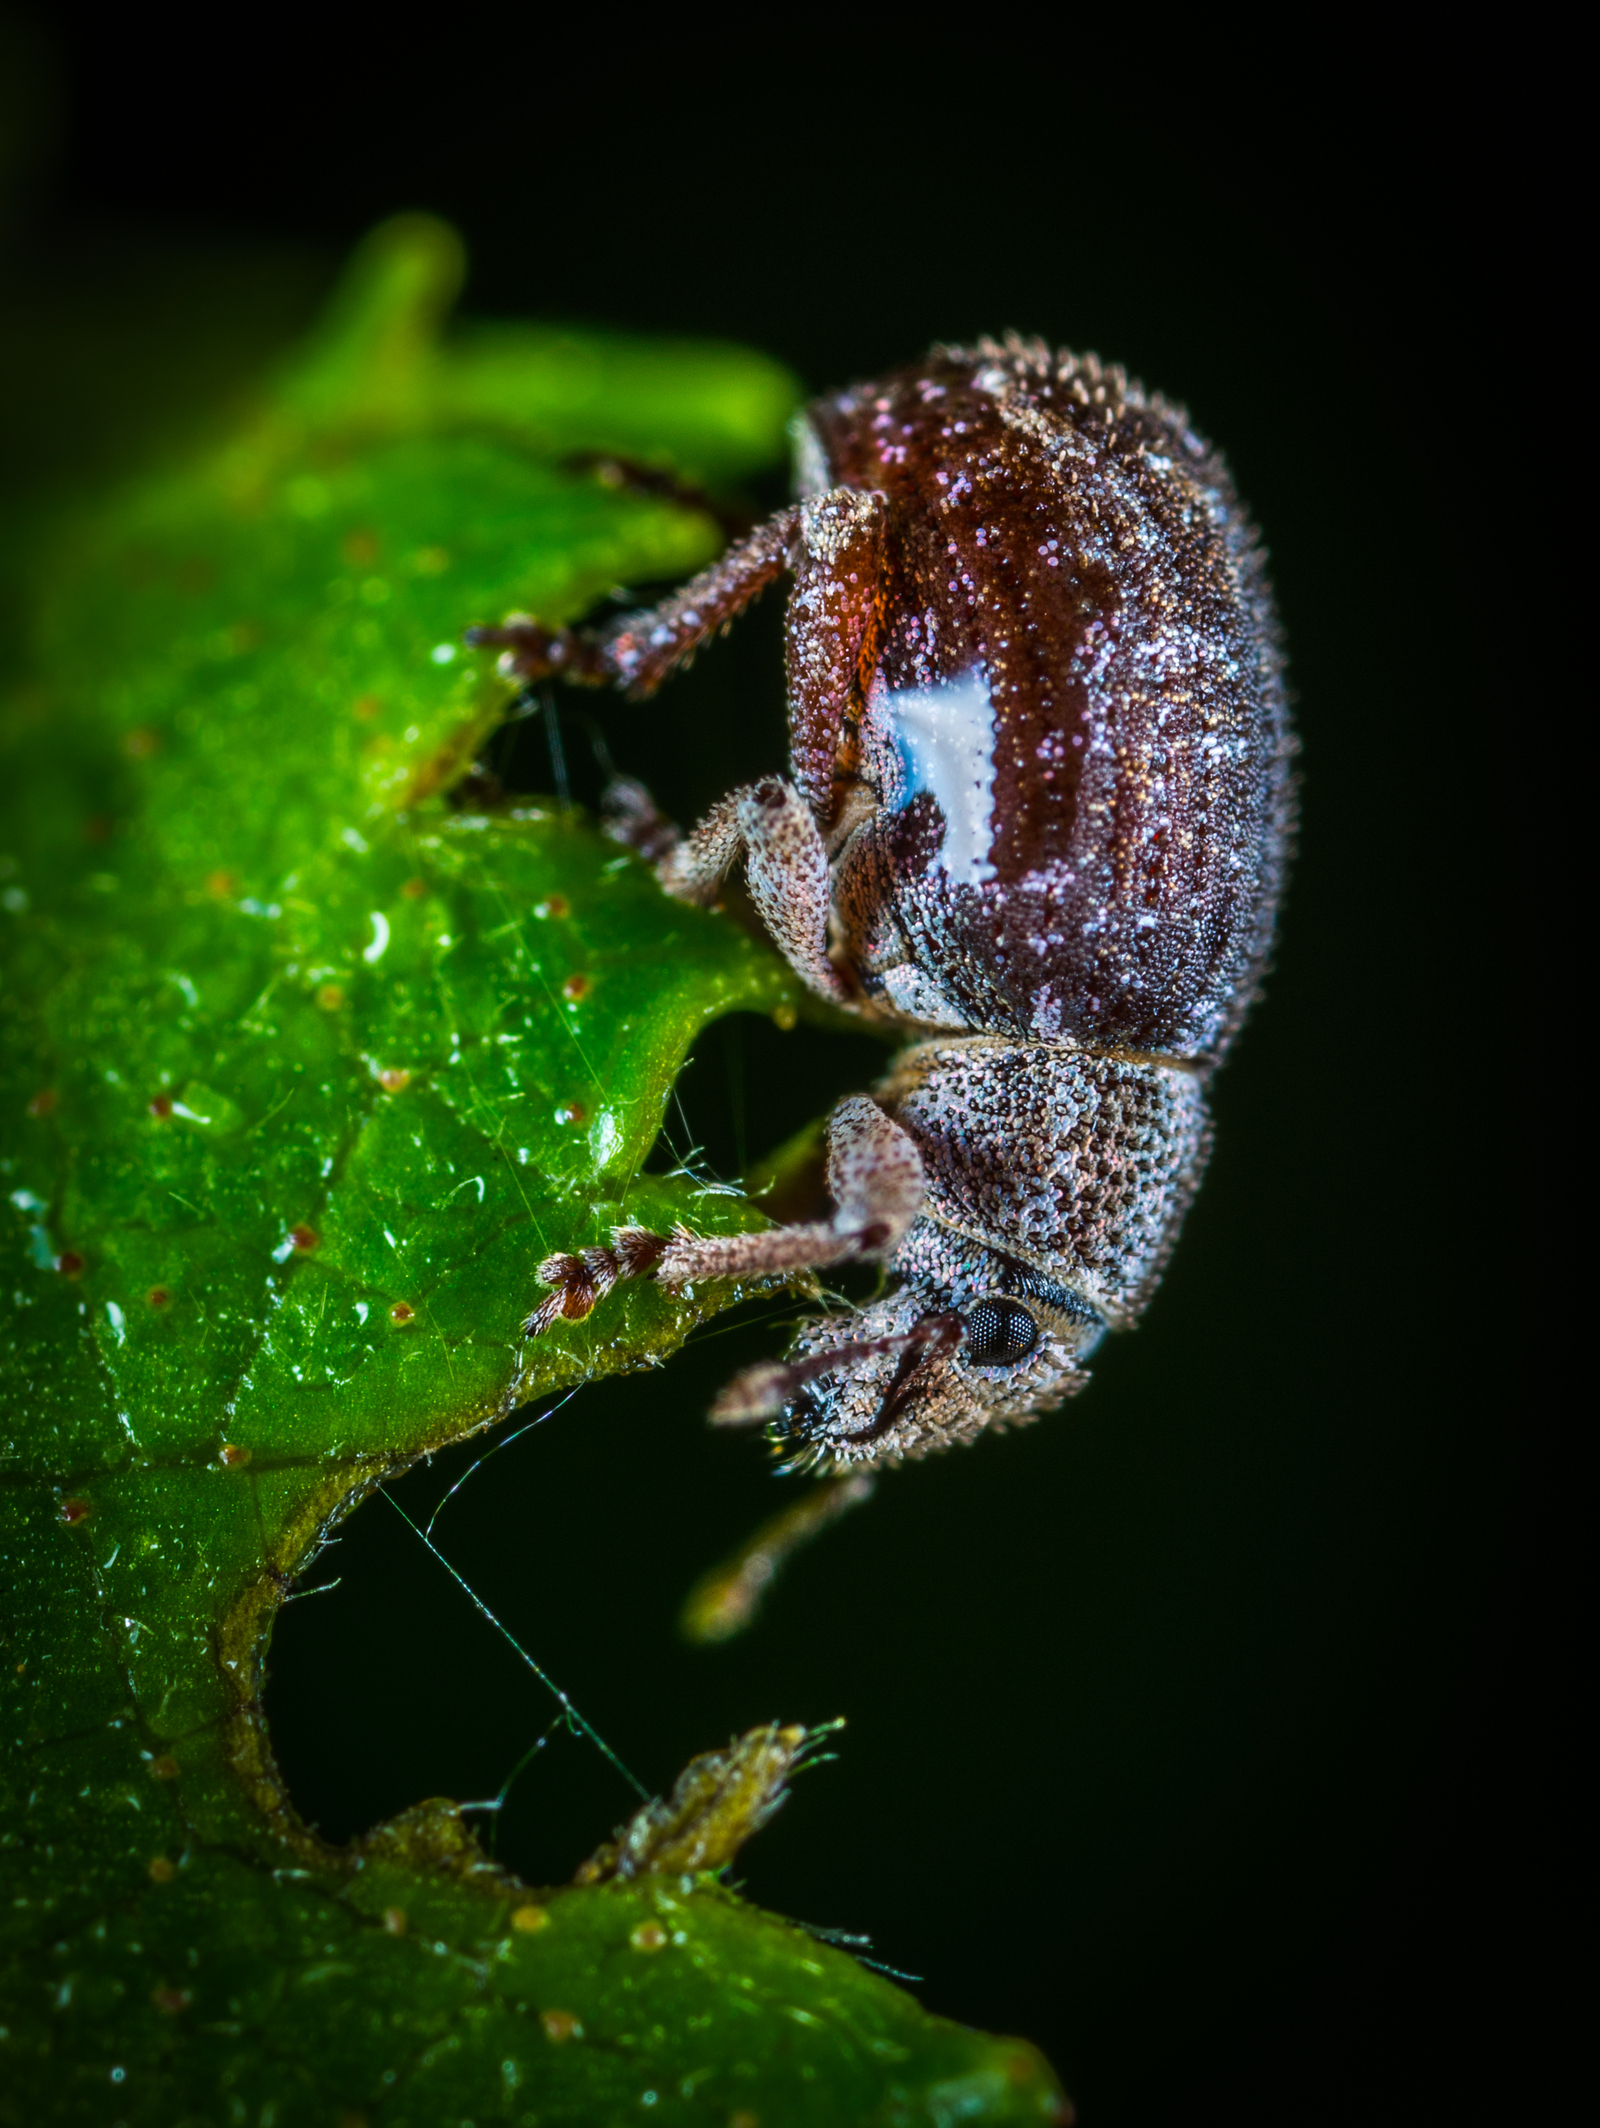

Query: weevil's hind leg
[[524, 1095, 924, 1336], [561, 452, 754, 540], [467, 504, 803, 697], [679, 1472, 877, 1642]]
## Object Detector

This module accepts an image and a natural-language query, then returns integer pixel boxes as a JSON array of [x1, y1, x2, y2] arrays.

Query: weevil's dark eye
[[962, 1298, 1039, 1367]]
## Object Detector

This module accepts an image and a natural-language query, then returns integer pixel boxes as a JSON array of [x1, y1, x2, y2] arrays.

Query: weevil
[[471, 335, 1292, 1482]]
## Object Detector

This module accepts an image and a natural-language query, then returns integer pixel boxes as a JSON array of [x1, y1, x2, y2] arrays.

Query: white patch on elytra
[[884, 667, 998, 885]]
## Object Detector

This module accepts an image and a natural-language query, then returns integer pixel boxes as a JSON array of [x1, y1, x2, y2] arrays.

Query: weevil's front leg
[[524, 1094, 924, 1337], [654, 775, 847, 1005], [468, 505, 802, 697]]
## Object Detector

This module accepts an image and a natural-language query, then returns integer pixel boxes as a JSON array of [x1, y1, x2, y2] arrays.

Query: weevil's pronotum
[[471, 335, 1292, 1485]]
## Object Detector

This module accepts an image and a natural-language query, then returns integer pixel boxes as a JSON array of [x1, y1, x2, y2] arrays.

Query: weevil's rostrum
[[472, 336, 1292, 1470]]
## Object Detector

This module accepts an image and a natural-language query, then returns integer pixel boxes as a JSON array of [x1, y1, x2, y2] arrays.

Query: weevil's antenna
[[708, 1313, 965, 1426]]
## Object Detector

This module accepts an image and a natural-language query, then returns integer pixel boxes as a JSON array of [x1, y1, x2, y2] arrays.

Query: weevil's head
[[711, 1253, 1107, 1468]]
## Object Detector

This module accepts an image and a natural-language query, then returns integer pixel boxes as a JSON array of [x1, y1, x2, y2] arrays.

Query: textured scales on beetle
[[471, 336, 1293, 1472]]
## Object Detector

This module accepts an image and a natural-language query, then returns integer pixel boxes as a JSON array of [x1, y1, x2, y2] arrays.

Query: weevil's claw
[[521, 1251, 596, 1337], [466, 613, 611, 685], [520, 1292, 568, 1338]]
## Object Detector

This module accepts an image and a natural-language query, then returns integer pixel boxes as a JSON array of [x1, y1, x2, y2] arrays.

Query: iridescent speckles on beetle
[[471, 335, 1293, 1481]]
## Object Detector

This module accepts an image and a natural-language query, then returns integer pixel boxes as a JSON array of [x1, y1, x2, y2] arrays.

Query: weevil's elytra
[[470, 335, 1292, 1474]]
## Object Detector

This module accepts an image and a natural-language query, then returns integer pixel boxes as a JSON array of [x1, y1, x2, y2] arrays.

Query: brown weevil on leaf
[[472, 335, 1292, 1497]]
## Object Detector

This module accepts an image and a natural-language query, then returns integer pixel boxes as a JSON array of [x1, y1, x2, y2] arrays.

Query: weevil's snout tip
[[708, 1361, 797, 1427], [710, 1311, 932, 1459]]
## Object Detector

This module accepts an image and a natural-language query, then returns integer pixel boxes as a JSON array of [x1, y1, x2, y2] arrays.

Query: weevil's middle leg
[[467, 504, 802, 698], [656, 775, 849, 1006], [524, 1095, 924, 1337], [601, 771, 844, 1003]]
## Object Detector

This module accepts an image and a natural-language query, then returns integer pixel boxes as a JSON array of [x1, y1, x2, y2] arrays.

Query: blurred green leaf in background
[[0, 217, 1069, 2124]]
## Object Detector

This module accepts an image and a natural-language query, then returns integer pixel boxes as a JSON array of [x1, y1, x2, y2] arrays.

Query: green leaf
[[0, 220, 1068, 2123]]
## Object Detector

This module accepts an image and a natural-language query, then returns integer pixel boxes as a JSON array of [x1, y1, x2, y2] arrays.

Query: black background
[[4, 14, 1514, 2123]]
